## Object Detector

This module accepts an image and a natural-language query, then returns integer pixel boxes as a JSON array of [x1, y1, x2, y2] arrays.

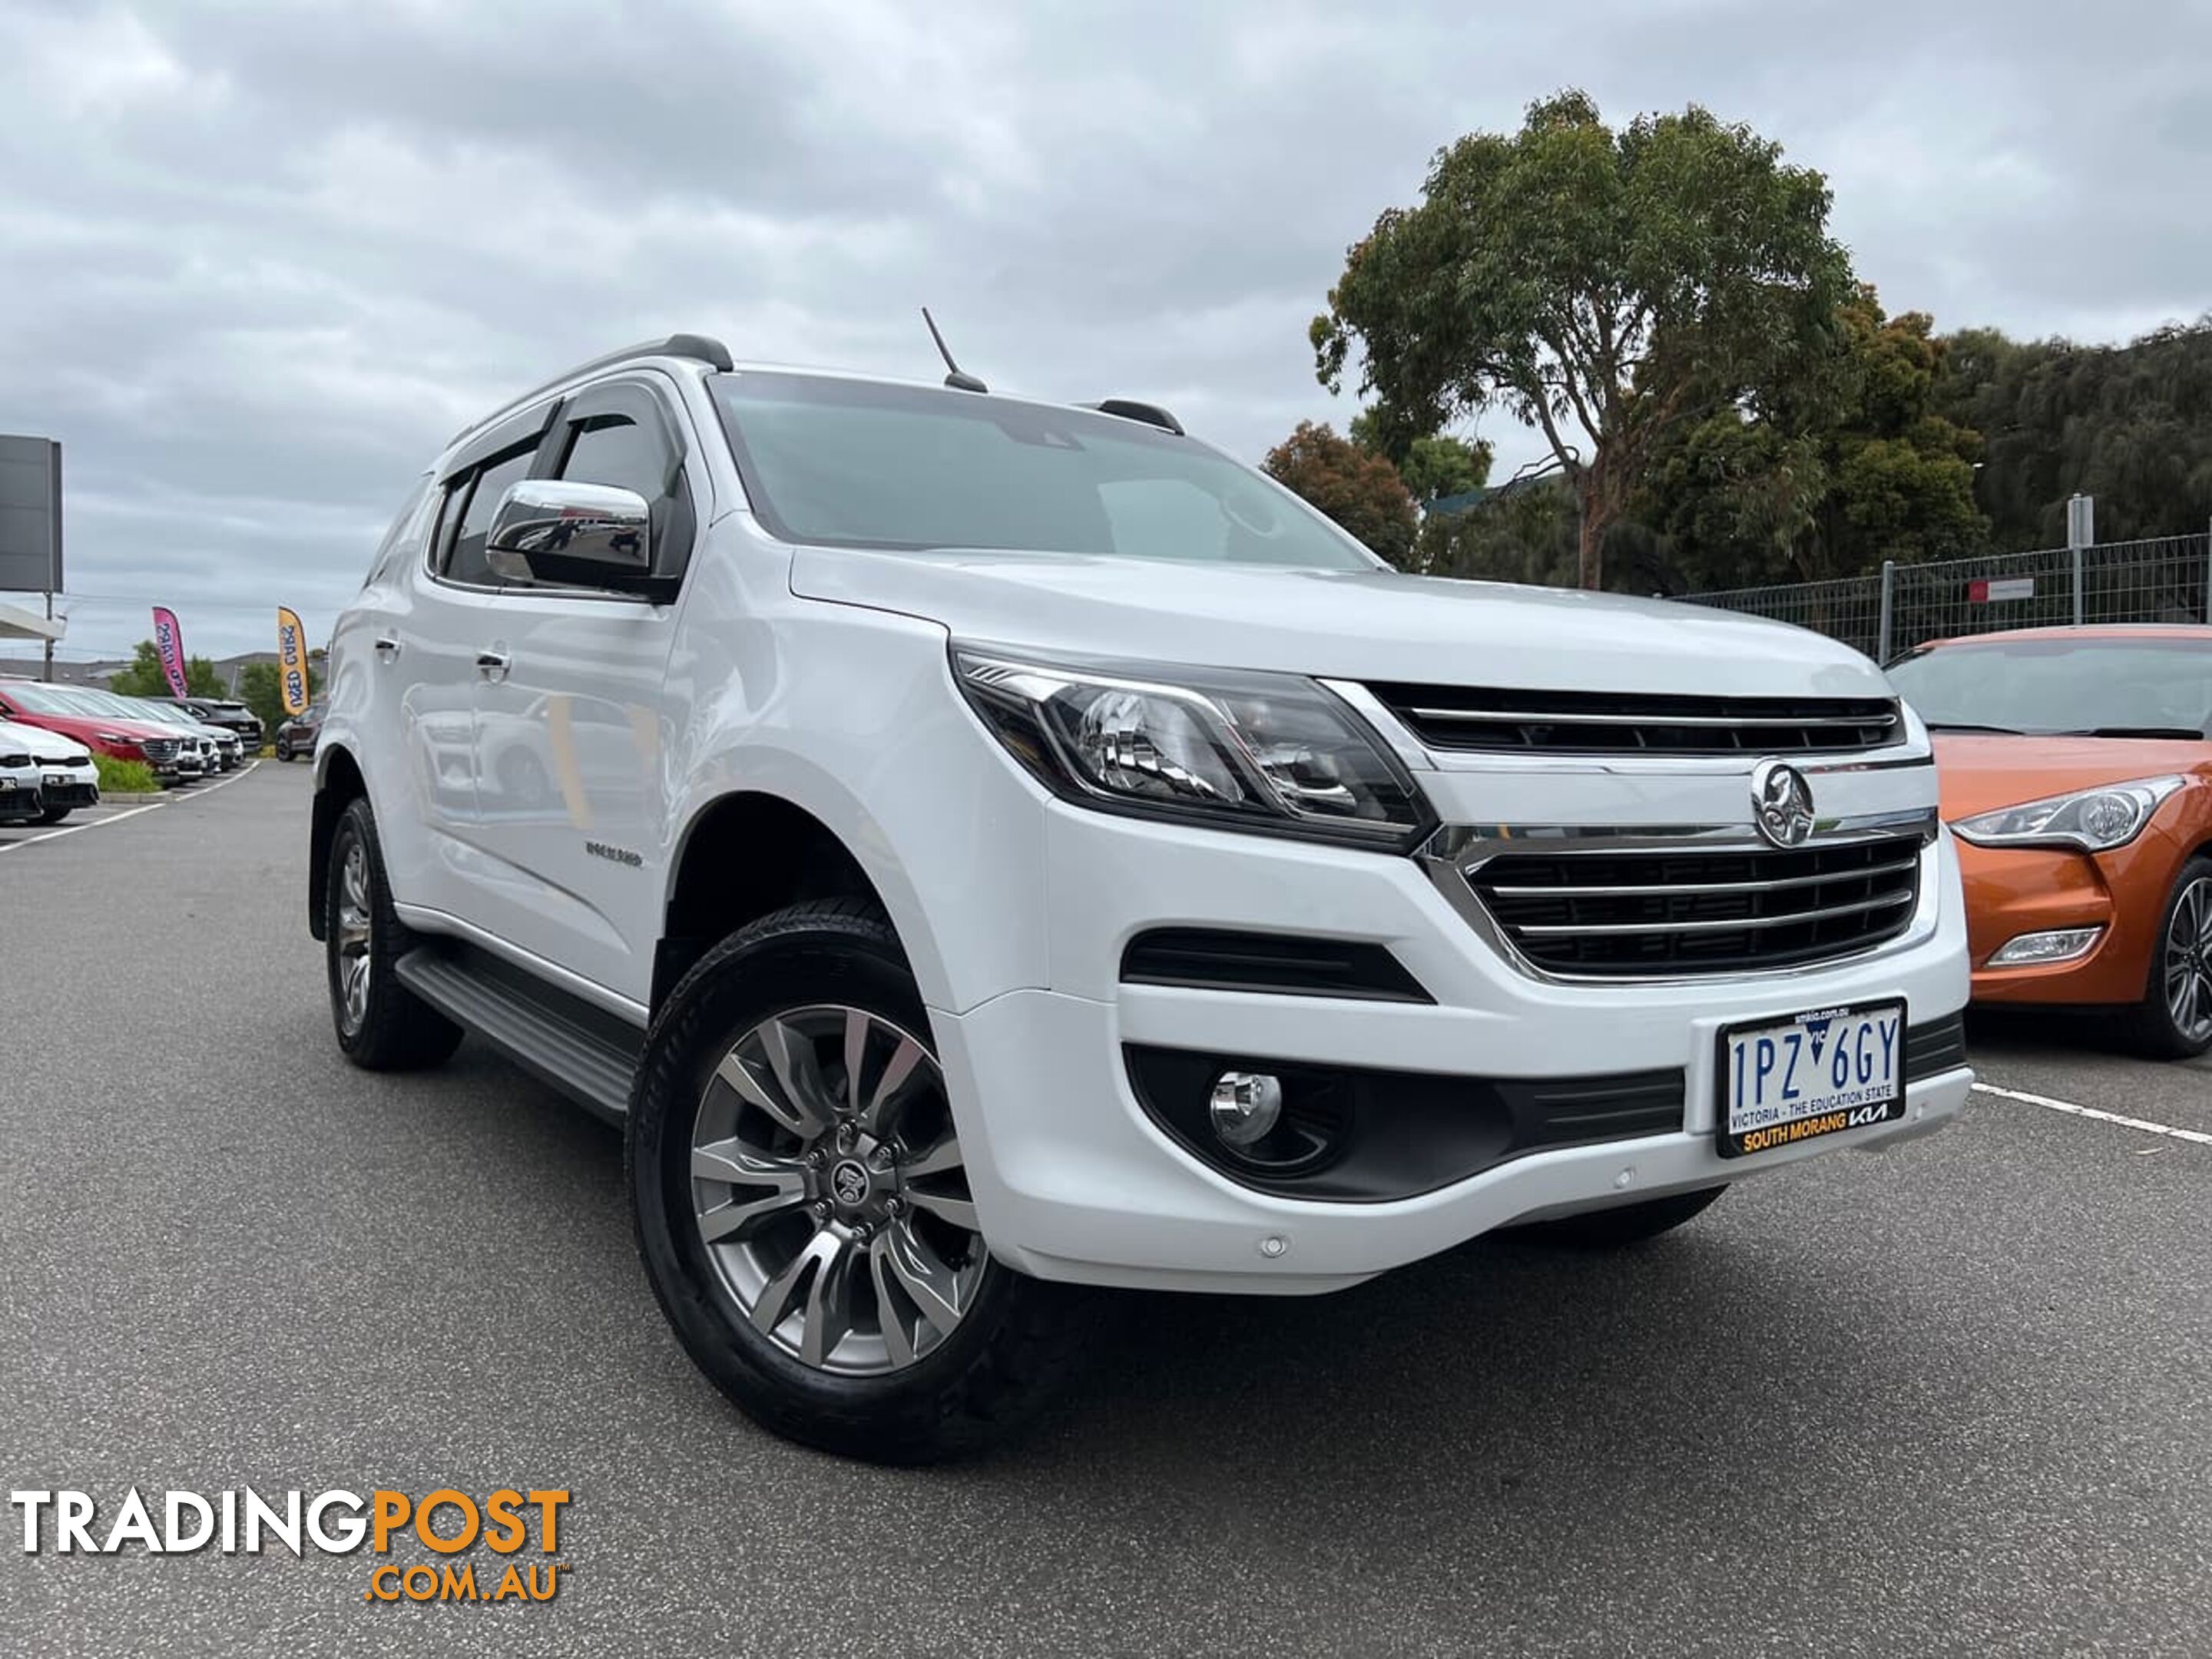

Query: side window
[[441, 445, 538, 586], [550, 382, 695, 576], [558, 412, 674, 505], [366, 475, 436, 586]]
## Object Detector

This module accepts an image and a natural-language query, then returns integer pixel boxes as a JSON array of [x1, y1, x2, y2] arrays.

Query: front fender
[[666, 608, 1050, 1015]]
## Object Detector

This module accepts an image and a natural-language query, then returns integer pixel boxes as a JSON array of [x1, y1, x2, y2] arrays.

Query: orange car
[[1886, 624, 2212, 1057]]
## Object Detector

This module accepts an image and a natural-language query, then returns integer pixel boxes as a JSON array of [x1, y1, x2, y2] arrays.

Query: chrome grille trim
[[1484, 845, 1923, 899], [1511, 889, 1916, 939], [1402, 706, 1899, 733], [1363, 683, 1904, 759]]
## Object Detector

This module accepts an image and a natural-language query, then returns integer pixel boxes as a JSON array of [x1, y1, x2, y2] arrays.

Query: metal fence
[[1681, 531, 2212, 662]]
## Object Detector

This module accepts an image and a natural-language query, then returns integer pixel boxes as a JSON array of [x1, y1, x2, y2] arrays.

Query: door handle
[[373, 635, 401, 659], [475, 648, 512, 682]]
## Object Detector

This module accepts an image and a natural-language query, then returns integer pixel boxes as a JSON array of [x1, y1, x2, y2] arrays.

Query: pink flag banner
[[151, 607, 189, 697]]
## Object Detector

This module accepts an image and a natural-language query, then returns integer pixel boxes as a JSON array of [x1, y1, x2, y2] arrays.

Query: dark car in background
[[274, 700, 324, 762], [160, 696, 264, 751]]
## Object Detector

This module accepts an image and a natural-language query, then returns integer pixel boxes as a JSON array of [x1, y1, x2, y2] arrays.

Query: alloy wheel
[[335, 839, 373, 1036], [2163, 876, 2212, 1045], [690, 1005, 987, 1376]]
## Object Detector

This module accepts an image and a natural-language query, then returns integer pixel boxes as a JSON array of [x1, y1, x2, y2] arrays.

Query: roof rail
[[449, 333, 734, 445], [1081, 399, 1185, 436]]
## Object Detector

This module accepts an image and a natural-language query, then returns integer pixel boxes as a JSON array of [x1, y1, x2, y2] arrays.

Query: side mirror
[[486, 480, 674, 600]]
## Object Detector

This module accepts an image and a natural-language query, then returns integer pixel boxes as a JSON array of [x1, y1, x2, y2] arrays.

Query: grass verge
[[94, 754, 161, 794]]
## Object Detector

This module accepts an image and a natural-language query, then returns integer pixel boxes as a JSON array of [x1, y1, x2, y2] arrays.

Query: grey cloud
[[0, 0, 2206, 661]]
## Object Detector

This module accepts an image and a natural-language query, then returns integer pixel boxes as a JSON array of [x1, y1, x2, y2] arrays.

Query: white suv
[[313, 333, 1972, 1460]]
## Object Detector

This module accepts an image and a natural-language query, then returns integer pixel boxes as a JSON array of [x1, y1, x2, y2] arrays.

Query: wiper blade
[[1925, 722, 2025, 734], [2055, 727, 2207, 741]]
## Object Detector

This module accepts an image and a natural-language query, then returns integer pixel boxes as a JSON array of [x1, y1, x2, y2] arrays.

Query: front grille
[[41, 782, 97, 806], [1369, 684, 1900, 756], [1467, 834, 1925, 977], [0, 752, 29, 770], [140, 738, 177, 760], [1904, 1014, 1969, 1078], [1509, 1069, 1687, 1149]]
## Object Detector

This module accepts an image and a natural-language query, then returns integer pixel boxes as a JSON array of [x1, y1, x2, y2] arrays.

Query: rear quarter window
[[366, 476, 437, 587]]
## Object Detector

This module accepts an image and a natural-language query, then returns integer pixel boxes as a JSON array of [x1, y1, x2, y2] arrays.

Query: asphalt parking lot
[[2, 763, 2207, 1657]]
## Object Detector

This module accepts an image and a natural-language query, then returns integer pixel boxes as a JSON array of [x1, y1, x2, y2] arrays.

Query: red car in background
[[0, 678, 204, 783]]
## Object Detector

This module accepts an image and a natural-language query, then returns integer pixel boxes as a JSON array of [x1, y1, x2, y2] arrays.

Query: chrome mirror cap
[[486, 479, 652, 587]]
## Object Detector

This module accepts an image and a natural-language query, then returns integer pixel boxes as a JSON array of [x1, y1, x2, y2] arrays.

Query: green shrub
[[94, 754, 161, 795]]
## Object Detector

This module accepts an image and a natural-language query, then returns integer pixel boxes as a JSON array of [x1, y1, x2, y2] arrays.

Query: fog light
[[1210, 1071, 1283, 1147], [1988, 927, 2102, 967]]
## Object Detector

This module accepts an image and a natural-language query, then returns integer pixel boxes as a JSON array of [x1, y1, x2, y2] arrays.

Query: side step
[[394, 945, 643, 1124]]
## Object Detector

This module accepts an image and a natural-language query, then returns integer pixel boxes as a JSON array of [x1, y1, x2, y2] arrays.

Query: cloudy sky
[[3, 0, 2208, 664]]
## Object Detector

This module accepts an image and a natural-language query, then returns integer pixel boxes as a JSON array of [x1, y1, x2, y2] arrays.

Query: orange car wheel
[[2124, 855, 2212, 1060]]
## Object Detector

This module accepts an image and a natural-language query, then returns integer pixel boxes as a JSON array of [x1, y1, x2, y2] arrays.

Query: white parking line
[[0, 760, 262, 854], [169, 759, 261, 800], [0, 799, 167, 852], [1973, 1080, 2212, 1147]]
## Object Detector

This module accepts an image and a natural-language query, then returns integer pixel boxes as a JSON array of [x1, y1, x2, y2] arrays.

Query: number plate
[[44, 774, 68, 788], [1717, 1000, 1905, 1158]]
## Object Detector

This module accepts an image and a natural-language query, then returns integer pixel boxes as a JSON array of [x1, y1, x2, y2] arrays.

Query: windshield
[[35, 687, 187, 727], [61, 690, 189, 727], [0, 683, 78, 715], [710, 373, 1380, 571], [1887, 635, 2212, 737]]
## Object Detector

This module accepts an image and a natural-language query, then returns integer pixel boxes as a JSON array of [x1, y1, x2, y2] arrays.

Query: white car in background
[[117, 696, 241, 770], [0, 714, 98, 825]]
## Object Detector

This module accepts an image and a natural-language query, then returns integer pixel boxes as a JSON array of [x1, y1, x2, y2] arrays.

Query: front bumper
[[32, 767, 98, 810], [1959, 831, 2177, 1006], [936, 797, 1973, 1296]]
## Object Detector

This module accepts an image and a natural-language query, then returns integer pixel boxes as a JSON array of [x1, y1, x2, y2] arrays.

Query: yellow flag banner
[[276, 608, 310, 716]]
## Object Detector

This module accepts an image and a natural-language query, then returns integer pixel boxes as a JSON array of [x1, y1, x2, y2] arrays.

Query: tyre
[[1516, 1184, 1727, 1248], [276, 740, 293, 762], [35, 806, 71, 826], [325, 796, 464, 1071], [629, 899, 1077, 1463], [2122, 856, 2212, 1059]]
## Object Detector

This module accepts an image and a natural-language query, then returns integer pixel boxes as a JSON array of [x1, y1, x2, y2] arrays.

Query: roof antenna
[[922, 307, 988, 393]]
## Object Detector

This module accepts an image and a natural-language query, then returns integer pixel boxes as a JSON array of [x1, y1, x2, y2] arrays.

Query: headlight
[[1953, 775, 2186, 853], [954, 647, 1429, 848], [95, 731, 131, 745]]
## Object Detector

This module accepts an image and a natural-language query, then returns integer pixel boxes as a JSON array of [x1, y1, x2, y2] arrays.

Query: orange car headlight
[[1953, 775, 2185, 853]]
